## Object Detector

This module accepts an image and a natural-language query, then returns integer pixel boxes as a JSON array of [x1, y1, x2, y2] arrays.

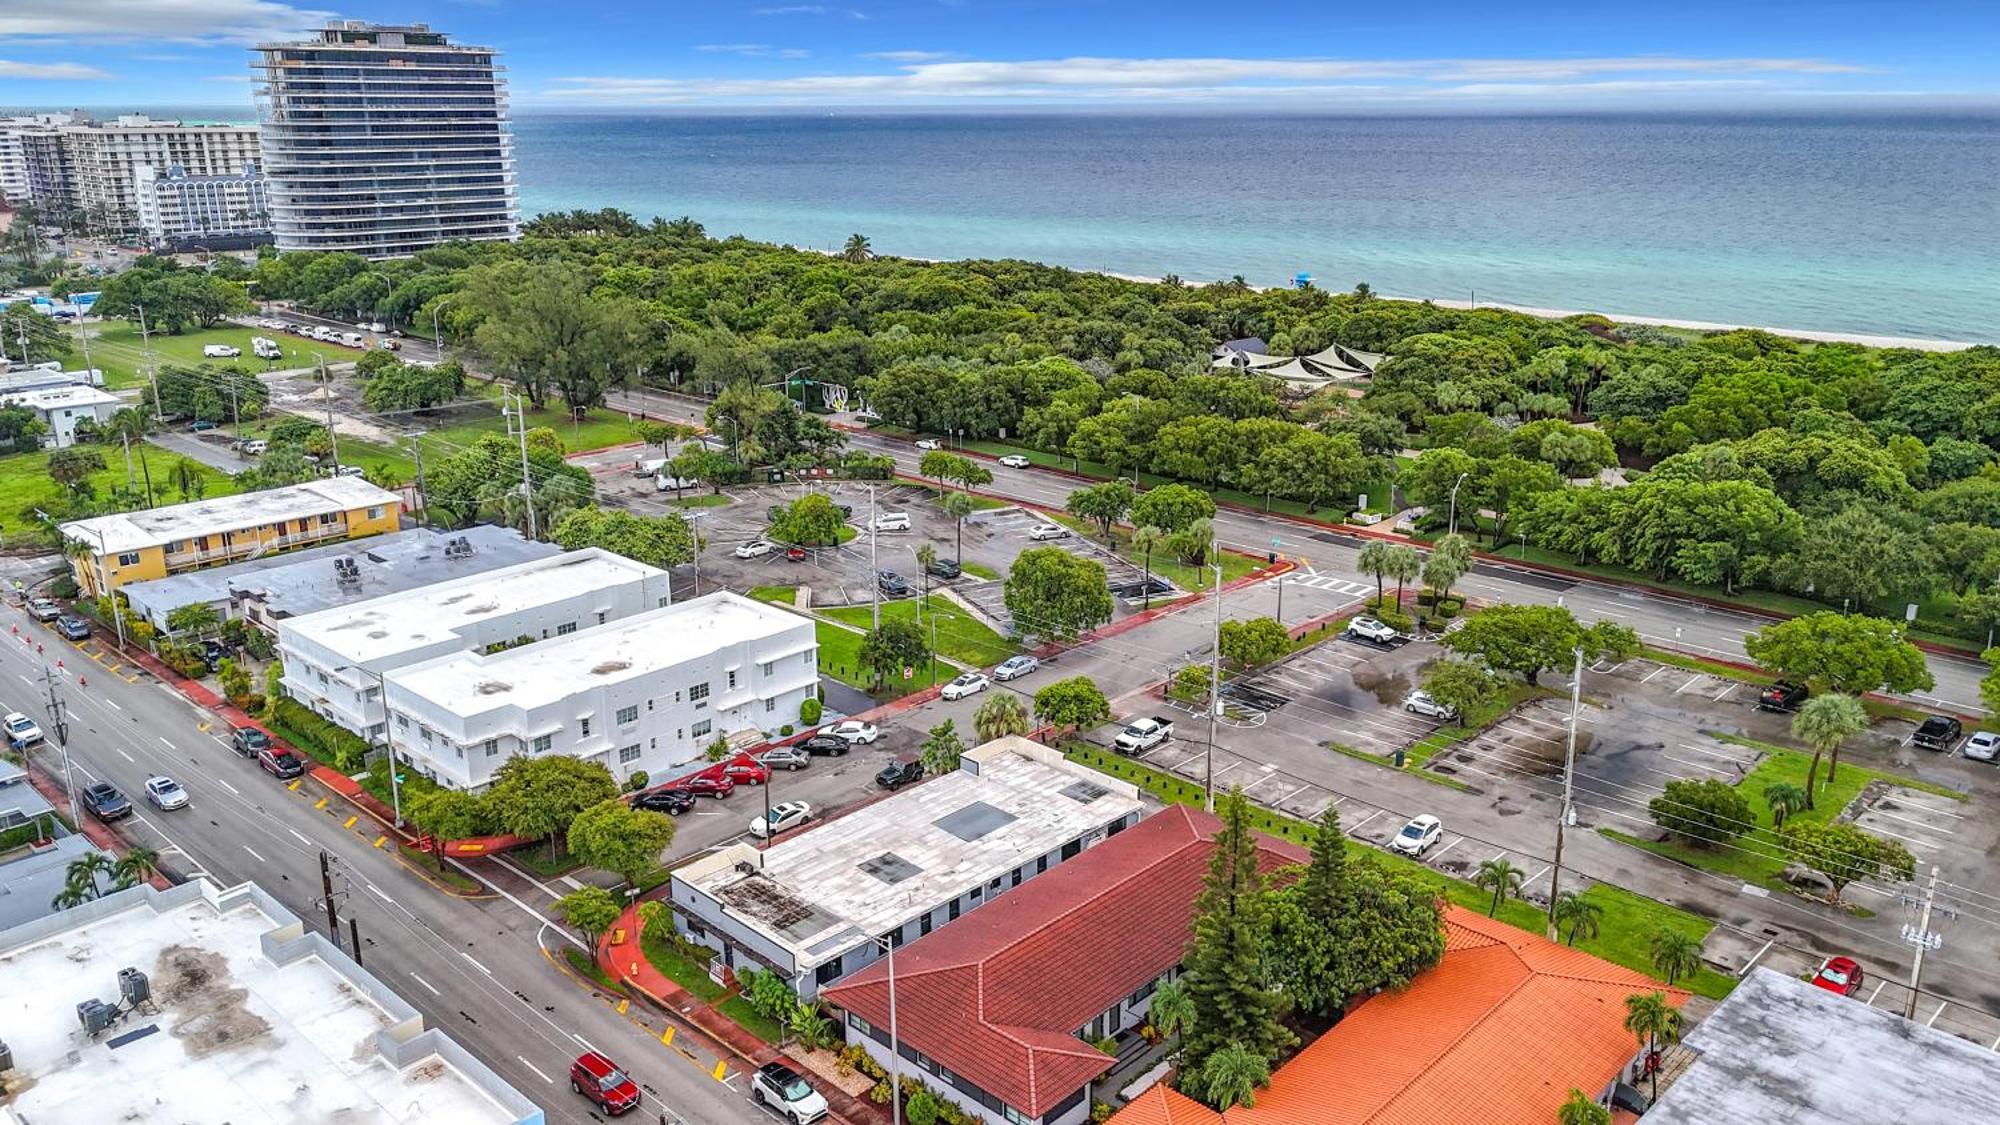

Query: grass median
[[821, 594, 1018, 667]]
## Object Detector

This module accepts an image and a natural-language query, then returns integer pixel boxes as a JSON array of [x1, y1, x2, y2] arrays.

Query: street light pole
[[1205, 560, 1222, 813], [1447, 472, 1470, 537], [430, 297, 454, 357], [1545, 646, 1584, 940], [869, 484, 880, 630]]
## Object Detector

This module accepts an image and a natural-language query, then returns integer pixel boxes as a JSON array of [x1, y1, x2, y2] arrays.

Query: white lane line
[[242, 845, 266, 862], [572, 1033, 600, 1054], [17, 674, 31, 685], [217, 779, 239, 796], [116, 748, 134, 762], [516, 1056, 554, 1085], [157, 736, 173, 747], [288, 828, 312, 847], [104, 698, 121, 711], [462, 951, 493, 975], [369, 883, 398, 906], [409, 971, 441, 996], [1520, 864, 1553, 888]]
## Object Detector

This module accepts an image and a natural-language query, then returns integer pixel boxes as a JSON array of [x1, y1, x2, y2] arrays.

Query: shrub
[[50, 575, 78, 599], [780, 724, 794, 736], [624, 770, 649, 793], [906, 1090, 941, 1125], [1648, 777, 1754, 847], [269, 696, 372, 771], [799, 696, 823, 726], [1166, 664, 1211, 705], [704, 735, 732, 762], [1370, 605, 1415, 633]]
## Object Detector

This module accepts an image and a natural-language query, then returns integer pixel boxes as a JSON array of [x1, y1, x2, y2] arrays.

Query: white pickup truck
[[1114, 716, 1176, 754]]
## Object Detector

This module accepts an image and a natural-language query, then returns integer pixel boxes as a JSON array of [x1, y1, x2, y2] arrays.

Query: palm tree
[[974, 692, 1030, 742], [1551, 891, 1603, 947], [939, 490, 974, 559], [1791, 693, 1868, 804], [1147, 978, 1193, 1053], [1763, 781, 1808, 830], [840, 234, 872, 263], [1648, 928, 1705, 986], [1357, 539, 1394, 607], [51, 882, 93, 911], [1473, 857, 1524, 917], [113, 844, 161, 889], [1190, 1042, 1269, 1111], [1622, 991, 1684, 1103], [915, 543, 937, 624], [64, 852, 115, 901], [105, 407, 155, 500], [1131, 524, 1165, 609], [1557, 1088, 1611, 1125], [169, 456, 206, 502]]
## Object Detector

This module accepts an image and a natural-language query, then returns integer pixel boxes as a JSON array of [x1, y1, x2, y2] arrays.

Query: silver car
[[758, 745, 812, 771], [1403, 691, 1459, 722], [144, 775, 189, 811], [993, 654, 1040, 682]]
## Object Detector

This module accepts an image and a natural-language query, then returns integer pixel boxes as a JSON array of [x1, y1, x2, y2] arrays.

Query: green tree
[[1763, 781, 1809, 830], [1148, 978, 1194, 1053], [486, 755, 620, 859], [858, 618, 929, 688], [919, 719, 966, 775], [1781, 820, 1916, 905], [405, 789, 492, 869], [1188, 1042, 1270, 1111], [165, 601, 221, 637], [918, 449, 959, 489], [1473, 857, 1524, 917], [1065, 480, 1135, 539], [48, 445, 105, 495], [1131, 524, 1167, 609], [1129, 482, 1216, 534], [1648, 777, 1754, 847], [1790, 693, 1870, 804], [104, 407, 156, 504], [1181, 790, 1294, 1086], [938, 489, 975, 558], [549, 507, 698, 567], [1420, 533, 1473, 604], [1558, 1088, 1611, 1125], [1622, 992, 1684, 1103], [1357, 539, 1396, 606], [1551, 891, 1603, 947], [556, 884, 623, 946], [1004, 547, 1112, 641], [1439, 604, 1639, 685], [1032, 676, 1110, 734], [1219, 617, 1290, 671], [112, 844, 160, 889], [841, 233, 872, 262], [671, 447, 736, 496], [463, 259, 640, 408], [769, 493, 847, 546], [1648, 928, 1705, 986], [1398, 447, 1480, 514], [1384, 543, 1423, 610], [1418, 658, 1505, 721], [566, 799, 678, 887], [973, 692, 1031, 741], [1743, 612, 1934, 696]]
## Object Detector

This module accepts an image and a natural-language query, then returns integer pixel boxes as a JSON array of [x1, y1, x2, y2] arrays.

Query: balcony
[[163, 523, 349, 569]]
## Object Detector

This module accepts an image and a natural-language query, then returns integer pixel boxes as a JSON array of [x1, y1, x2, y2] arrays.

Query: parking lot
[[656, 727, 930, 861]]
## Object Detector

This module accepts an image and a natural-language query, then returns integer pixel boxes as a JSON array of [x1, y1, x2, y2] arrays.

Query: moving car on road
[[1389, 814, 1443, 857], [1403, 691, 1460, 722], [914, 438, 941, 450], [758, 745, 812, 771], [829, 720, 879, 744], [82, 782, 132, 822], [1346, 616, 1399, 644], [940, 671, 990, 701], [1964, 731, 2000, 762], [570, 1052, 642, 1116], [1027, 522, 1070, 541], [144, 775, 189, 811], [1810, 956, 1865, 997], [635, 788, 696, 814], [993, 654, 1040, 682], [751, 801, 813, 838], [998, 454, 1031, 468], [752, 1061, 829, 1124], [1913, 715, 1964, 753], [1757, 681, 1809, 712], [55, 614, 90, 640], [876, 759, 924, 790], [3, 711, 42, 747]]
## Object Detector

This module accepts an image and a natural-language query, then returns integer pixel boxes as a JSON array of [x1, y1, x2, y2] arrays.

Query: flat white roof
[[283, 546, 666, 665], [676, 737, 1144, 967], [0, 880, 535, 1124], [0, 385, 120, 411], [390, 590, 813, 715], [59, 476, 400, 554]]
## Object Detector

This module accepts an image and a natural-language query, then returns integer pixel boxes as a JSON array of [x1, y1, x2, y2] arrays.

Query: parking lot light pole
[[869, 484, 880, 630], [1447, 472, 1470, 537], [1544, 646, 1584, 940], [1205, 560, 1222, 813]]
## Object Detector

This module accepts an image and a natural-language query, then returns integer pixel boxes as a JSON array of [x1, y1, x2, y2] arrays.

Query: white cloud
[[753, 4, 866, 17], [545, 54, 1866, 105], [0, 0, 335, 46], [695, 43, 811, 59], [0, 58, 111, 79]]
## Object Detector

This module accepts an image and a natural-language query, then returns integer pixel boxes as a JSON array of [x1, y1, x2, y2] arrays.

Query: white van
[[655, 473, 698, 492], [252, 337, 282, 360], [633, 456, 668, 478], [310, 326, 334, 342], [201, 343, 241, 358], [339, 331, 364, 348]]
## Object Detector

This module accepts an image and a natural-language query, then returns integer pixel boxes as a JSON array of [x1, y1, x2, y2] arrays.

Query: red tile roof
[[822, 805, 1307, 1119], [1106, 907, 1689, 1125]]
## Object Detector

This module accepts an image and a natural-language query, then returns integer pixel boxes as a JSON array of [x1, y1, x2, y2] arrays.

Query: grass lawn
[[639, 926, 727, 1002], [822, 595, 1019, 666], [718, 995, 786, 1043], [961, 561, 1001, 581], [564, 947, 624, 992], [1050, 515, 1261, 591], [0, 447, 242, 546], [74, 321, 367, 390], [1325, 741, 1474, 792], [395, 843, 486, 894], [510, 845, 583, 879], [748, 585, 798, 608], [665, 493, 732, 508], [1061, 742, 1736, 998], [813, 616, 951, 693]]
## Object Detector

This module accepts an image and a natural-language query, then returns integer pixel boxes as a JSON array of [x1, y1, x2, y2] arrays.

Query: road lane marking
[[516, 1056, 553, 1084], [243, 845, 266, 862], [368, 883, 400, 907], [116, 749, 133, 762], [157, 736, 173, 747], [217, 779, 239, 795], [104, 698, 120, 711], [408, 971, 441, 996], [288, 828, 312, 846], [462, 951, 492, 975]]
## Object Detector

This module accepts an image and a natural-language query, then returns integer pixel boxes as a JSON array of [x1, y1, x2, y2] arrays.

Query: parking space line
[[1866, 981, 1888, 1007], [1861, 824, 1947, 850], [1641, 665, 1669, 684], [1675, 675, 1705, 694], [1348, 809, 1384, 834], [1428, 837, 1464, 862], [1865, 808, 1956, 834], [1520, 864, 1552, 888], [1712, 683, 1736, 702], [1929, 1001, 1948, 1028], [1268, 783, 1308, 806]]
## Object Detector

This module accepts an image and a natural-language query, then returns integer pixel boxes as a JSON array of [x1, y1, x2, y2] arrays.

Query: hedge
[[268, 696, 371, 772]]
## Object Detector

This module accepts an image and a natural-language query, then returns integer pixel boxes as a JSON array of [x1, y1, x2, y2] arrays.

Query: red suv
[[570, 1051, 641, 1115], [682, 774, 735, 799]]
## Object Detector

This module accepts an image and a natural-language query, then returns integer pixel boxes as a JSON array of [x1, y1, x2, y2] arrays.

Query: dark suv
[[1913, 715, 1965, 752], [231, 726, 272, 756], [925, 557, 962, 580], [1756, 681, 1809, 712], [82, 782, 133, 822], [875, 760, 924, 790]]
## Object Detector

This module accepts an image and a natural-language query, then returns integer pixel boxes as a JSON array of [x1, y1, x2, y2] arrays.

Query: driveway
[[147, 429, 248, 476]]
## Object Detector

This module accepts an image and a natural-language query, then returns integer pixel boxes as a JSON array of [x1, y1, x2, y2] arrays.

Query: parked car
[[144, 775, 189, 811], [238, 438, 268, 456], [1027, 522, 1070, 541], [758, 745, 812, 771], [722, 759, 771, 786], [734, 540, 774, 559], [681, 774, 735, 799], [914, 438, 942, 451], [874, 511, 911, 532], [1114, 717, 1175, 754], [877, 571, 912, 597], [993, 654, 1040, 682], [876, 759, 924, 790], [3, 711, 42, 747], [55, 614, 90, 640], [201, 344, 241, 358], [1810, 956, 1865, 997], [634, 788, 695, 815], [198, 639, 229, 673], [1346, 616, 1399, 643], [925, 556, 962, 580], [189, 419, 218, 432], [1913, 715, 1964, 753], [82, 782, 132, 822], [751, 1061, 828, 1124], [828, 720, 879, 744], [258, 747, 305, 779], [940, 671, 990, 701], [998, 454, 1031, 468], [27, 597, 61, 622], [799, 734, 850, 757], [378, 338, 400, 351], [1757, 681, 1810, 712], [570, 1052, 642, 1116], [1403, 691, 1460, 722], [230, 726, 272, 756], [1389, 814, 1443, 856], [784, 546, 808, 562], [1964, 731, 2000, 762], [751, 801, 813, 838]]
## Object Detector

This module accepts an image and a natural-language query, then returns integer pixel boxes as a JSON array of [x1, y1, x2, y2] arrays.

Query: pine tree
[[1181, 789, 1294, 1091]]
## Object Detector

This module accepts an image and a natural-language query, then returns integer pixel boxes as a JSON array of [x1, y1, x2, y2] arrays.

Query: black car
[[1913, 715, 1965, 752], [875, 760, 924, 790], [82, 782, 132, 822], [198, 639, 229, 673], [231, 726, 272, 756], [635, 788, 696, 814], [54, 614, 91, 641], [876, 571, 911, 597], [925, 557, 962, 580], [800, 734, 850, 757], [1756, 681, 1809, 712]]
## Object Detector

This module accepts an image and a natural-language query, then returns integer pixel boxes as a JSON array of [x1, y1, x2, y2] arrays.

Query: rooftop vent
[[591, 661, 631, 675], [1060, 780, 1110, 804], [933, 801, 1017, 843], [332, 556, 361, 586], [474, 681, 512, 695], [443, 536, 475, 559]]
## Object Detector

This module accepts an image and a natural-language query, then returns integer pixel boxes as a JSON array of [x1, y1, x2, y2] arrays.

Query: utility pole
[[319, 851, 341, 942], [409, 433, 428, 528], [315, 353, 341, 469], [1545, 646, 1585, 940], [868, 483, 880, 630], [41, 668, 79, 826], [133, 303, 163, 422], [75, 307, 95, 382], [504, 392, 537, 538], [1904, 866, 1946, 1019], [1204, 560, 1222, 812], [347, 916, 363, 967]]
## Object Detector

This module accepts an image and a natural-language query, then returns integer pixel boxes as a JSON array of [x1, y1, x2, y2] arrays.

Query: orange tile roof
[[1107, 907, 1687, 1125]]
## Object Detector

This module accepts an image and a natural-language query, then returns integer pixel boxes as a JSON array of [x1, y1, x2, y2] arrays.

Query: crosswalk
[[1286, 567, 1375, 598]]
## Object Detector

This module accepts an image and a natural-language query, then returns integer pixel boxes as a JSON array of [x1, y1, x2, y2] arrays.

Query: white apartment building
[[134, 162, 270, 247], [384, 592, 818, 791], [61, 116, 262, 235], [277, 547, 669, 743], [0, 382, 122, 447], [252, 21, 520, 259], [0, 113, 84, 205]]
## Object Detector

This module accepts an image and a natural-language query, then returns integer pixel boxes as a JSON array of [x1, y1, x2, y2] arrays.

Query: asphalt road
[[2, 605, 774, 1125]]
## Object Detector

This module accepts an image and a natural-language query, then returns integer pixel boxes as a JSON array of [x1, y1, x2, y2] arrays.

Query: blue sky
[[0, 0, 1994, 110]]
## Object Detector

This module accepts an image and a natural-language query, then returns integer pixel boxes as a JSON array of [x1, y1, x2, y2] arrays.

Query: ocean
[[511, 111, 2000, 344]]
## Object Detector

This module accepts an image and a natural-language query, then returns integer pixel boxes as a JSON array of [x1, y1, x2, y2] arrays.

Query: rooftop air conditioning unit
[[77, 997, 116, 1036], [118, 967, 150, 1008]]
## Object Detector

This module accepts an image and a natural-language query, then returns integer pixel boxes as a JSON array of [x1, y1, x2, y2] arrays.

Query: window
[[1037, 855, 1049, 874], [919, 912, 933, 936], [689, 682, 710, 703], [657, 596, 669, 608], [848, 1012, 873, 1036], [115, 551, 140, 566], [366, 505, 384, 519], [1011, 867, 1023, 888], [454, 744, 464, 758], [759, 660, 774, 677], [317, 670, 330, 686], [949, 899, 961, 921], [483, 739, 498, 757], [579, 717, 592, 737], [727, 670, 738, 690], [1003, 1106, 1033, 1125], [166, 540, 183, 553], [556, 621, 577, 636], [318, 512, 340, 525], [1061, 837, 1083, 860], [396, 713, 408, 729], [617, 745, 641, 764], [596, 611, 607, 624], [617, 705, 638, 725], [532, 733, 552, 753], [802, 651, 814, 668], [691, 719, 711, 739], [817, 959, 845, 986], [764, 698, 776, 714], [420, 727, 433, 743], [1127, 979, 1158, 1007]]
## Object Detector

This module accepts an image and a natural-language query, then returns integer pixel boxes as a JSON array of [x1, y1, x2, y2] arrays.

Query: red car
[[784, 546, 807, 562], [569, 1051, 641, 1115], [723, 759, 771, 786], [1811, 955, 1864, 997], [681, 774, 735, 799]]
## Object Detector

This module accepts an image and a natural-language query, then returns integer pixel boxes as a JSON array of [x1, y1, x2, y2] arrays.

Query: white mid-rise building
[[277, 547, 669, 743], [134, 162, 270, 247], [0, 383, 122, 448], [252, 21, 520, 259], [384, 592, 818, 791], [61, 116, 262, 236]]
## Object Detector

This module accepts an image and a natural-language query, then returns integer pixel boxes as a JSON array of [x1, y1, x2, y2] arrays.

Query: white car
[[1389, 814, 1443, 857], [1964, 731, 2000, 762], [1028, 523, 1070, 541], [749, 800, 812, 839], [201, 344, 241, 358], [1403, 691, 1459, 722], [1347, 616, 1399, 643], [915, 438, 942, 450], [734, 540, 774, 559], [998, 454, 1031, 468], [144, 775, 189, 811], [940, 672, 990, 701], [3, 711, 42, 747], [874, 512, 911, 532], [829, 720, 879, 744], [751, 1062, 830, 1124], [238, 438, 268, 455]]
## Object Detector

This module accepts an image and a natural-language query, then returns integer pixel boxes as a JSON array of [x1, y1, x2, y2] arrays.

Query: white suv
[[874, 512, 911, 531], [201, 344, 241, 358], [1347, 616, 1399, 643]]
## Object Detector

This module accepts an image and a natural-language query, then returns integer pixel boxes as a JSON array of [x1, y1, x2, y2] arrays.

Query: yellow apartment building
[[60, 477, 403, 596]]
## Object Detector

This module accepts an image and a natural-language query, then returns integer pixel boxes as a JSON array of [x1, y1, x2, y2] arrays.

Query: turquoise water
[[513, 111, 2000, 343]]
